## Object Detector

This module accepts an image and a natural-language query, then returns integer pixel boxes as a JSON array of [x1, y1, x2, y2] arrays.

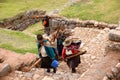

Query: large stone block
[[0, 64, 11, 77], [106, 41, 120, 51], [109, 29, 120, 42]]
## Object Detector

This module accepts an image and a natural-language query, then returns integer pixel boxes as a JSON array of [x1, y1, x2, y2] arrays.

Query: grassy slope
[[0, 28, 37, 54], [0, 0, 68, 20], [0, 0, 68, 54], [0, 0, 120, 54], [61, 0, 120, 23], [23, 22, 44, 35]]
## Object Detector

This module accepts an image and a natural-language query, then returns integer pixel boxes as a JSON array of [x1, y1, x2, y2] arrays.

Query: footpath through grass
[[61, 0, 120, 23]]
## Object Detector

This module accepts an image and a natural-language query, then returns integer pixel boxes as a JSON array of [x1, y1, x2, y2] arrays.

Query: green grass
[[0, 44, 37, 54], [23, 22, 44, 35], [60, 0, 120, 23], [0, 0, 68, 54], [1, 0, 120, 54], [0, 0, 68, 20], [0, 28, 37, 54]]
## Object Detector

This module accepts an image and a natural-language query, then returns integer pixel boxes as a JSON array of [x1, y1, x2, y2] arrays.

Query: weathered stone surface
[[103, 62, 120, 80], [21, 77, 28, 80], [108, 24, 118, 29], [42, 76, 54, 80], [106, 41, 120, 51], [78, 50, 120, 80], [103, 76, 109, 80], [109, 29, 120, 42], [116, 27, 120, 30], [0, 64, 11, 77], [24, 72, 34, 78], [116, 63, 120, 68], [1, 25, 120, 80], [0, 10, 46, 31], [0, 11, 117, 31], [33, 74, 40, 80], [0, 48, 37, 72]]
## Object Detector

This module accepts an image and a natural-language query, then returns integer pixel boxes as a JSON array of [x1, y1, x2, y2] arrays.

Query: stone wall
[[103, 22, 120, 80], [0, 10, 46, 31], [106, 28, 120, 51], [0, 10, 118, 31], [103, 63, 120, 80], [50, 18, 118, 30]]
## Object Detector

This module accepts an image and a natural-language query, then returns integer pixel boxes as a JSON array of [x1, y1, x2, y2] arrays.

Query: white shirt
[[40, 46, 47, 57]]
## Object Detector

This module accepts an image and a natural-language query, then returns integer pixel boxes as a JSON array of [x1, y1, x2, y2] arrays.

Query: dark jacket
[[42, 17, 49, 27]]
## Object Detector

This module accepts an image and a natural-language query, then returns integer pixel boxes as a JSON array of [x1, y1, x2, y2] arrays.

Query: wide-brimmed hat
[[72, 39, 81, 44], [63, 38, 72, 47]]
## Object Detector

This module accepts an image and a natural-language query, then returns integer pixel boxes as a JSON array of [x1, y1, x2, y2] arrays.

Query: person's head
[[44, 15, 49, 19], [37, 34, 44, 44], [63, 38, 72, 47]]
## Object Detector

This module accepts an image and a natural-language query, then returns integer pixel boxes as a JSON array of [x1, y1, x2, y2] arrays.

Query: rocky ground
[[0, 27, 120, 80], [0, 0, 120, 79]]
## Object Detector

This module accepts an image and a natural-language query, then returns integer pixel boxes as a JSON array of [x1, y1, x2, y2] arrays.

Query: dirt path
[[79, 51, 120, 80], [0, 48, 37, 70]]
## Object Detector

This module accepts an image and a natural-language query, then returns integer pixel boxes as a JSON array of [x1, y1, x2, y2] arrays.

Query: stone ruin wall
[[103, 22, 120, 80], [0, 10, 46, 31], [50, 18, 117, 30], [103, 63, 120, 80], [0, 10, 118, 31]]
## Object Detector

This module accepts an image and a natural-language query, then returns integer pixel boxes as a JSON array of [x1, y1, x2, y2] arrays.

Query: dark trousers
[[44, 27, 50, 36], [40, 56, 53, 68], [57, 44, 63, 57]]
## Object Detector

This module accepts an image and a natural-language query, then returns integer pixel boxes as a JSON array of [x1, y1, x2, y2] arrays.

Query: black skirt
[[67, 55, 81, 68], [40, 56, 53, 68]]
